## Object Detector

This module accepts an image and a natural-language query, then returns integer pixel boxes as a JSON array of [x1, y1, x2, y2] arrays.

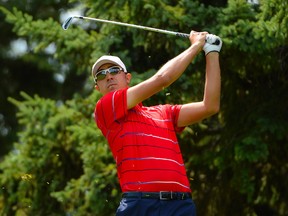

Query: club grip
[[176, 33, 190, 38]]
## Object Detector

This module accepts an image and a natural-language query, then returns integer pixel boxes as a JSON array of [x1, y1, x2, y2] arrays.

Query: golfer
[[92, 30, 222, 216]]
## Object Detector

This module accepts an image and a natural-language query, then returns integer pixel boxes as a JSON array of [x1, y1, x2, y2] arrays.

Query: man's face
[[95, 63, 131, 95]]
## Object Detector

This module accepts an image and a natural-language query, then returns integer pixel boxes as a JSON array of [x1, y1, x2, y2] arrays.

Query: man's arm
[[177, 52, 221, 127], [126, 31, 207, 109]]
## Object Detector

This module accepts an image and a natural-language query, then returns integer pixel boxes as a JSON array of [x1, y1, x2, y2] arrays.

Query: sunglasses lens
[[109, 67, 121, 75], [96, 71, 107, 81], [95, 66, 123, 82]]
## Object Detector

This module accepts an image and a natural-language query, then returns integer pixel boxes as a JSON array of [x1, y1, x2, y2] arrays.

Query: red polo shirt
[[95, 88, 191, 192]]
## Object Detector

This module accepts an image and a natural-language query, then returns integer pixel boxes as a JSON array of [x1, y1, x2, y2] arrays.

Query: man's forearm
[[203, 52, 221, 113], [154, 43, 202, 88]]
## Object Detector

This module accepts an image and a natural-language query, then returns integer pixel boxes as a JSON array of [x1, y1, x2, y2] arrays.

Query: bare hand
[[189, 30, 208, 49]]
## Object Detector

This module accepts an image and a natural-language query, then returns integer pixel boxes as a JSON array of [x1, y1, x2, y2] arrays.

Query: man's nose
[[106, 72, 114, 80]]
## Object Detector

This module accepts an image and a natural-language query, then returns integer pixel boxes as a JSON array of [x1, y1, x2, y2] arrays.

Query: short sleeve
[[94, 88, 128, 131], [169, 104, 185, 133]]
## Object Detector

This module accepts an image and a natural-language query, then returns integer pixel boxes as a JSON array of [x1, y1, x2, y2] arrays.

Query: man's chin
[[108, 85, 118, 92]]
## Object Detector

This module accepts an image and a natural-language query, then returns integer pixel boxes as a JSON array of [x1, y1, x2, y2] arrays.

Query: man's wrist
[[190, 42, 203, 54], [205, 52, 219, 62], [206, 51, 219, 56]]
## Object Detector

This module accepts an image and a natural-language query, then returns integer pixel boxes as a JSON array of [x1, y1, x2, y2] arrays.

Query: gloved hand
[[203, 34, 222, 55]]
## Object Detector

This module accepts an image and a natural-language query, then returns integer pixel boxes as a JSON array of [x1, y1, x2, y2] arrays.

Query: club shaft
[[66, 16, 189, 38], [62, 16, 220, 44]]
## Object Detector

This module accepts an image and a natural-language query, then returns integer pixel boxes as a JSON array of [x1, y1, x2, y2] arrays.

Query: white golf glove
[[203, 34, 222, 55]]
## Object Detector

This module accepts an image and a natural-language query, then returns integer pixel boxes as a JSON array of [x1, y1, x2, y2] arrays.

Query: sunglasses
[[94, 66, 124, 82]]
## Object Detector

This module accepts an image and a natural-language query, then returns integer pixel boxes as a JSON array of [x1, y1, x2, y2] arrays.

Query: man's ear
[[95, 84, 100, 91], [126, 73, 132, 84]]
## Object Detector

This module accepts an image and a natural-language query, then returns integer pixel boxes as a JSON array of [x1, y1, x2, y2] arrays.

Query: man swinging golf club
[[92, 30, 222, 216]]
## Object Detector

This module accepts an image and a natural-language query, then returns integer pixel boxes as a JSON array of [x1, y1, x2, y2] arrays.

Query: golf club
[[62, 16, 220, 45]]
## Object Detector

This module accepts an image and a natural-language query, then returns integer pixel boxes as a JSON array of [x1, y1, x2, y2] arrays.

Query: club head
[[62, 16, 74, 30]]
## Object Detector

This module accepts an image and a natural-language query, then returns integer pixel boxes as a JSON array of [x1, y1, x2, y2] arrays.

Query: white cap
[[91, 55, 127, 77]]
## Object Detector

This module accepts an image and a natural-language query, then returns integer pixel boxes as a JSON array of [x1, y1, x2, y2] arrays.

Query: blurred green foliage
[[0, 0, 287, 215]]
